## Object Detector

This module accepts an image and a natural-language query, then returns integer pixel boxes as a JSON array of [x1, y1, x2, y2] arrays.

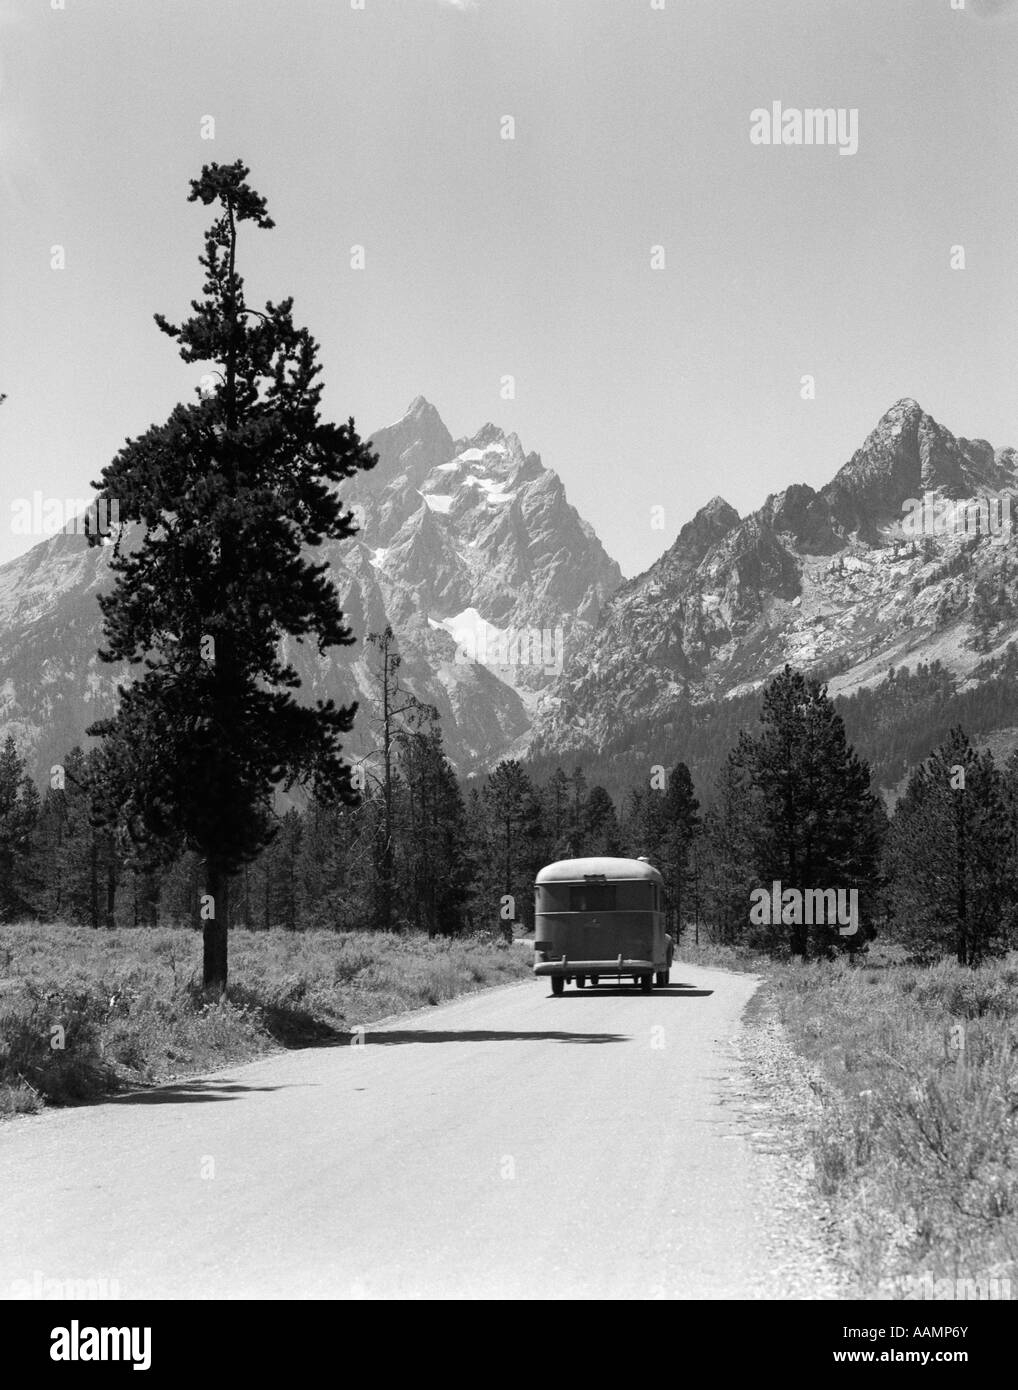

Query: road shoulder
[[727, 981, 858, 1299]]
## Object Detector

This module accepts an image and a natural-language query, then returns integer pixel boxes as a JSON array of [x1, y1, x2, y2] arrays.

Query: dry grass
[[676, 940, 766, 973], [0, 924, 530, 1116], [680, 936, 1018, 1294]]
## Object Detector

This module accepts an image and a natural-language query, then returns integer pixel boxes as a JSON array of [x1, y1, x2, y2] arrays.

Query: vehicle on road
[[532, 856, 674, 994]]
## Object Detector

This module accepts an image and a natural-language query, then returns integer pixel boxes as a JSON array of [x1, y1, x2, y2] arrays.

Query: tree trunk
[[202, 857, 229, 993]]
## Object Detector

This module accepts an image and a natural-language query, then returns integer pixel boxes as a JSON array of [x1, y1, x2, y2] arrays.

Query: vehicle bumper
[[533, 958, 657, 977]]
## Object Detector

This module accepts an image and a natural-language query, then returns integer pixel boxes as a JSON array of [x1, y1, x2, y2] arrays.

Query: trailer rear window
[[568, 884, 617, 912]]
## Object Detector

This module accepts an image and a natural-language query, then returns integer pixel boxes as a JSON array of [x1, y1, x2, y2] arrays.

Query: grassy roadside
[[0, 924, 531, 1117], [680, 941, 1018, 1295]]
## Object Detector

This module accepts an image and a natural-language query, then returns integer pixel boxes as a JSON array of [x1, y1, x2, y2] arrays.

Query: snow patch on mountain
[[427, 606, 505, 656]]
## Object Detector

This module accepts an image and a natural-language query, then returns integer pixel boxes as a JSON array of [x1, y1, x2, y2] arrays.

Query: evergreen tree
[[363, 625, 433, 931], [0, 735, 40, 921], [258, 808, 304, 931], [85, 162, 375, 989], [582, 785, 622, 856], [395, 711, 470, 935], [480, 760, 543, 933], [620, 786, 649, 859], [462, 786, 487, 933], [543, 767, 571, 858], [658, 762, 700, 936], [293, 795, 347, 930], [730, 666, 882, 957], [121, 860, 161, 929], [999, 748, 1018, 947], [37, 748, 120, 928], [622, 764, 699, 935], [886, 728, 1012, 964], [566, 765, 588, 856], [697, 758, 755, 945], [157, 851, 203, 930]]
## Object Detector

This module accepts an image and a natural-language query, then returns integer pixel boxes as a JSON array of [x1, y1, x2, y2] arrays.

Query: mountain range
[[0, 396, 621, 780], [2, 395, 1017, 794], [530, 397, 1018, 769]]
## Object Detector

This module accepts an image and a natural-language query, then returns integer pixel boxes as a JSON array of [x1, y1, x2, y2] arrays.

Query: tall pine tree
[[885, 728, 1012, 964], [86, 162, 375, 989], [658, 762, 700, 936], [479, 760, 544, 934], [395, 710, 470, 936], [730, 666, 882, 957], [0, 736, 39, 922]]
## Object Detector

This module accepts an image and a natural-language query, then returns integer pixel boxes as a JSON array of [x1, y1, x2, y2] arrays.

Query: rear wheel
[[655, 968, 669, 986], [590, 975, 600, 987], [575, 974, 586, 989], [551, 976, 564, 996], [640, 974, 653, 994]]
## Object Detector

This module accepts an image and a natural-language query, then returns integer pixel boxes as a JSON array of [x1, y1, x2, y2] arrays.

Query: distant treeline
[[3, 663, 1016, 965], [0, 728, 691, 941]]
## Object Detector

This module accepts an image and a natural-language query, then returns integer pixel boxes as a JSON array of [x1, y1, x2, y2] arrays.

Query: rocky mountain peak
[[820, 399, 1015, 539], [685, 495, 740, 540], [0, 391, 625, 779], [405, 393, 443, 423], [532, 400, 1018, 771], [880, 396, 924, 424], [7, 393, 1016, 789], [459, 422, 506, 451], [700, 495, 739, 521], [655, 495, 740, 577], [359, 397, 455, 498]]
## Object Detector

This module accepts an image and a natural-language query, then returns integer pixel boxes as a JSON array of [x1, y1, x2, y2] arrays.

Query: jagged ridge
[[532, 400, 1018, 766]]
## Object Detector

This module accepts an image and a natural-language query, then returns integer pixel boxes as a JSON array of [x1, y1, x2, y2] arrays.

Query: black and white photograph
[[0, 0, 1016, 1355]]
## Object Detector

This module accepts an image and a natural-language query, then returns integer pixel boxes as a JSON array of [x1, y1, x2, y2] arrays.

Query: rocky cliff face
[[0, 397, 622, 778], [4, 395, 1016, 785], [531, 400, 1018, 760], [821, 398, 1017, 537]]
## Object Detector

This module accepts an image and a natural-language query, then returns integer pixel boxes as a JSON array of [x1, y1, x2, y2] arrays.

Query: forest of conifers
[[3, 661, 1015, 968]]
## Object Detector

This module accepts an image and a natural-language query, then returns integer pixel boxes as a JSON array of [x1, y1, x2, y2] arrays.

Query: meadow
[[0, 924, 530, 1117], [682, 941, 1018, 1296]]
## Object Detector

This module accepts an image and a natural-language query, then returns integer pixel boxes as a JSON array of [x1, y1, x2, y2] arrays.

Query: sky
[[0, 0, 1016, 578]]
